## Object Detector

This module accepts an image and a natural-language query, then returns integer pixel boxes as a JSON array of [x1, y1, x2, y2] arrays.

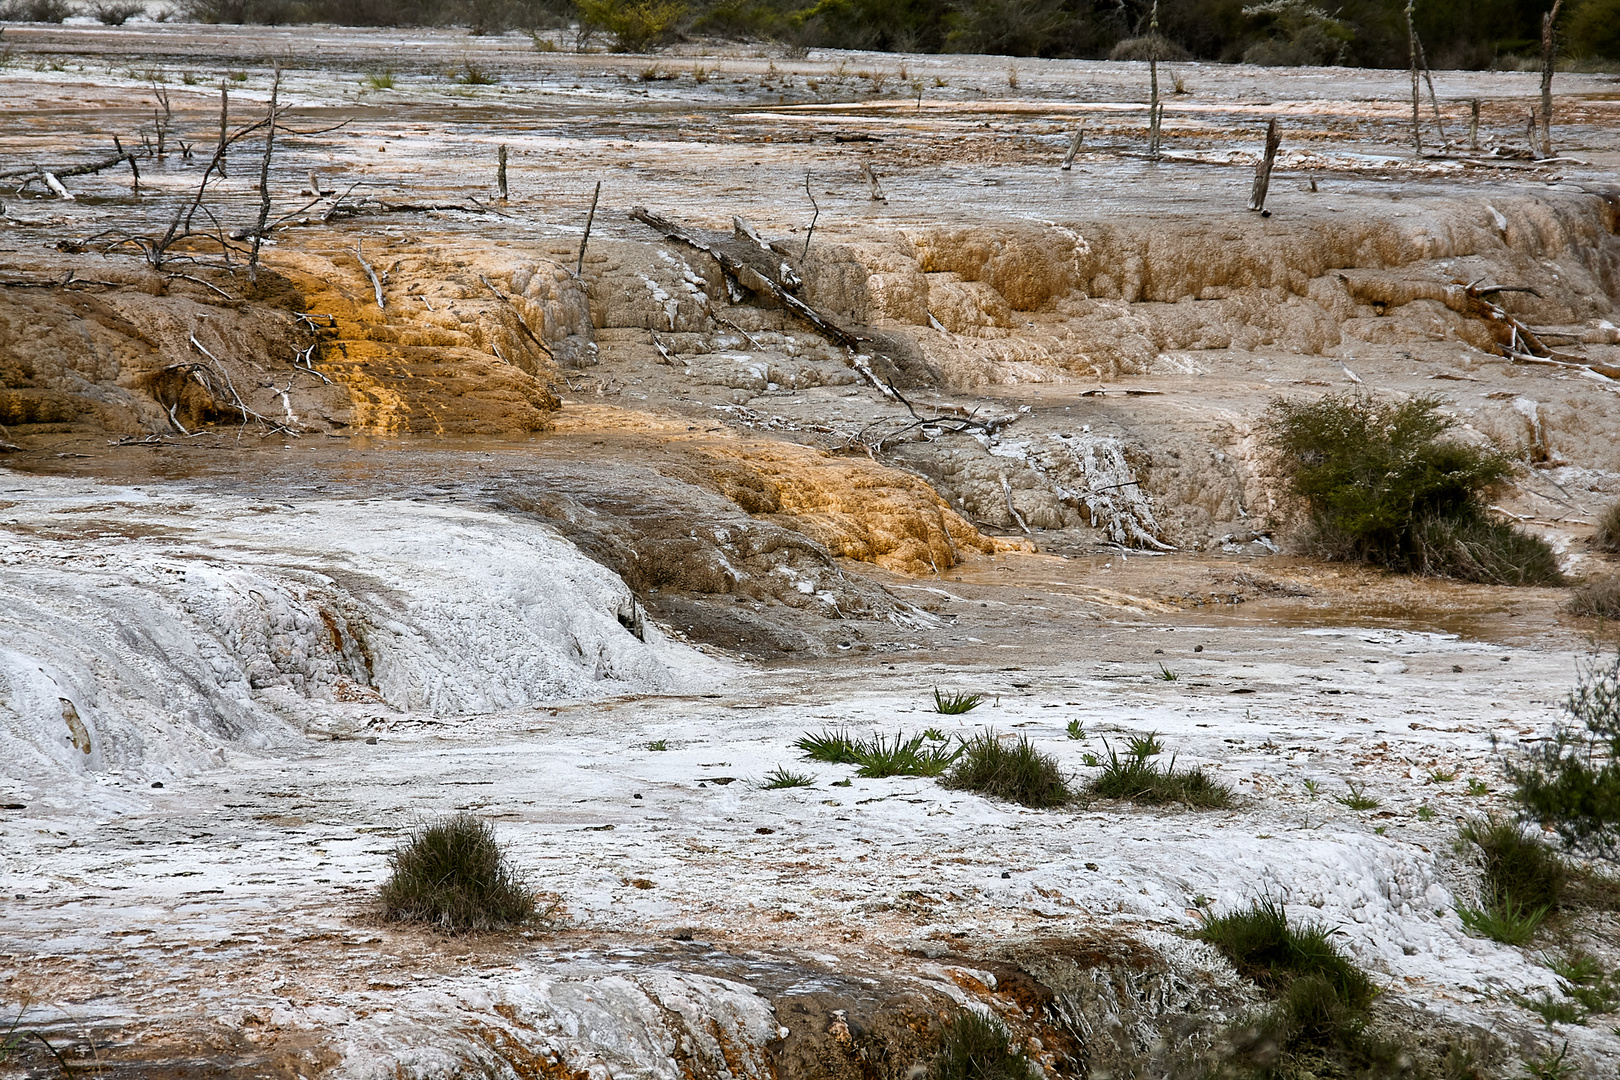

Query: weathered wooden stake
[[576, 180, 601, 277], [802, 171, 819, 260], [1148, 0, 1162, 157], [1248, 118, 1280, 214], [497, 143, 508, 200], [1061, 125, 1084, 170], [1540, 0, 1563, 158], [861, 160, 886, 201], [1469, 98, 1480, 150], [216, 84, 228, 178], [248, 68, 280, 287]]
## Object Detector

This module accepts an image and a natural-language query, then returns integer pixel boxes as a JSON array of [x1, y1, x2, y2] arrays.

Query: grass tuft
[[854, 731, 960, 778], [794, 729, 861, 764], [932, 1010, 1037, 1080], [1335, 782, 1381, 811], [364, 68, 395, 89], [378, 813, 537, 933], [933, 688, 983, 714], [1126, 731, 1164, 758], [1155, 663, 1180, 681], [1595, 500, 1620, 554], [1198, 898, 1376, 1010], [759, 766, 816, 789], [1065, 719, 1086, 740], [1569, 576, 1620, 620], [942, 733, 1071, 808], [646, 739, 669, 751], [1455, 818, 1565, 944], [1085, 743, 1234, 809]]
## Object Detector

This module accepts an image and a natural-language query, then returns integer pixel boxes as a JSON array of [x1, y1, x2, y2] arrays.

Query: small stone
[[1452, 664, 1462, 673], [1154, 648, 1164, 654], [150, 781, 163, 789], [755, 826, 775, 834], [633, 793, 643, 800], [1085, 862, 1099, 871], [1000, 871, 1012, 879], [1194, 644, 1204, 652], [365, 737, 378, 745]]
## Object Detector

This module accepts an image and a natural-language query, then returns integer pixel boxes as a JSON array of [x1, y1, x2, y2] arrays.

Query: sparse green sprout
[[1428, 768, 1458, 784], [365, 69, 396, 89], [942, 733, 1071, 809], [453, 59, 498, 85], [1086, 742, 1234, 809], [1191, 893, 1211, 908], [1335, 783, 1380, 811], [831, 778, 852, 787], [1065, 719, 1086, 741], [934, 689, 983, 714], [1303, 779, 1321, 798], [1127, 731, 1164, 759], [1517, 991, 1583, 1026], [922, 727, 948, 742], [378, 814, 538, 933], [228, 70, 248, 81], [1374, 825, 1387, 835], [1417, 804, 1437, 821], [759, 766, 816, 789], [932, 1010, 1037, 1080], [1466, 777, 1490, 797], [646, 739, 669, 751], [1521, 1042, 1579, 1079], [1081, 752, 1100, 767], [1156, 663, 1179, 682]]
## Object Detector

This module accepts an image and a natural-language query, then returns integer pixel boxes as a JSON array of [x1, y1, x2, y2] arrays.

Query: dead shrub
[[1570, 577, 1620, 619]]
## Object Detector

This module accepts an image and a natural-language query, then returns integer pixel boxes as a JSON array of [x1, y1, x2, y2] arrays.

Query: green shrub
[[1265, 392, 1560, 585], [854, 731, 960, 778], [1569, 577, 1620, 619], [1198, 898, 1376, 1010], [1506, 651, 1620, 860], [1456, 818, 1566, 944], [1596, 500, 1620, 554], [942, 733, 1071, 808], [1086, 744, 1234, 809], [932, 1011, 1037, 1080], [575, 0, 686, 51], [378, 813, 537, 932]]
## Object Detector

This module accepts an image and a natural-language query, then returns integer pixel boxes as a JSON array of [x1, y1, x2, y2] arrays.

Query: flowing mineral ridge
[[2, 18, 1620, 1079]]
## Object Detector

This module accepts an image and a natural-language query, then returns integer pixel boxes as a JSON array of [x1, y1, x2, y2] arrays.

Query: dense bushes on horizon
[[145, 0, 1620, 65]]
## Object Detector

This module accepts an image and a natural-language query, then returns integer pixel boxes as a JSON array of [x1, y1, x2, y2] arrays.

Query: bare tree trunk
[[1248, 118, 1280, 214], [576, 180, 601, 277], [1540, 0, 1563, 158], [1405, 0, 1423, 153], [216, 84, 228, 178], [1148, 0, 1162, 157], [497, 143, 508, 200], [1469, 98, 1480, 150], [248, 68, 281, 287]]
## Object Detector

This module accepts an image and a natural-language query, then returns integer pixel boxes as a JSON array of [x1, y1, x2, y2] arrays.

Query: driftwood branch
[[355, 241, 385, 309], [1248, 118, 1280, 214], [577, 180, 601, 277], [479, 274, 552, 357]]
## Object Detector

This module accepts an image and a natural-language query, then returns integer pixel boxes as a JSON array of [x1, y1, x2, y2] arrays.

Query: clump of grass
[[794, 729, 860, 763], [453, 59, 499, 85], [1506, 650, 1620, 859], [92, 1, 145, 24], [1155, 663, 1179, 681], [1066, 719, 1086, 740], [855, 731, 960, 778], [1594, 500, 1620, 554], [933, 688, 983, 714], [1456, 818, 1566, 945], [1127, 731, 1164, 758], [1543, 948, 1620, 1018], [1265, 391, 1562, 585], [942, 733, 1071, 809], [1569, 576, 1620, 619], [759, 766, 816, 789], [1198, 898, 1376, 1008], [932, 1011, 1037, 1080], [1085, 742, 1234, 809], [378, 814, 537, 933], [228, 70, 249, 82], [1335, 782, 1381, 811], [364, 69, 395, 90], [1466, 777, 1489, 796], [922, 727, 948, 741], [1428, 768, 1458, 783], [646, 739, 669, 751]]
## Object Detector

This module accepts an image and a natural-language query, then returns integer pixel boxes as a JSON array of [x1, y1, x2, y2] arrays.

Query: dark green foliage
[[378, 813, 537, 932], [1569, 577, 1620, 619], [1086, 744, 1234, 808], [942, 733, 1071, 808], [1506, 651, 1620, 860], [1566, 0, 1620, 61], [932, 1011, 1037, 1080], [934, 689, 984, 714], [0, 0, 71, 19], [1266, 392, 1560, 585], [855, 731, 961, 777], [795, 728, 862, 764], [1456, 818, 1565, 944], [760, 765, 817, 788], [1198, 899, 1376, 1011], [1594, 500, 1620, 554]]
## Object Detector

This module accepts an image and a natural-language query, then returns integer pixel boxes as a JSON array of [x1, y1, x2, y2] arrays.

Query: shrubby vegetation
[[932, 1011, 1037, 1080], [378, 813, 540, 932], [106, 0, 1619, 65], [1265, 392, 1562, 586], [942, 732, 1072, 808], [1507, 650, 1620, 861], [1455, 817, 1566, 944]]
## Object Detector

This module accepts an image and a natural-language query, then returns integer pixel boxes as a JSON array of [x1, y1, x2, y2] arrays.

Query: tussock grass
[[378, 813, 537, 933], [1198, 898, 1375, 1010], [794, 729, 860, 764], [1085, 744, 1233, 809], [795, 729, 960, 777], [1595, 500, 1620, 554], [1569, 576, 1620, 619], [759, 766, 816, 789], [932, 1011, 1037, 1080], [1456, 818, 1565, 944], [942, 733, 1071, 808], [933, 688, 983, 714], [1334, 782, 1380, 811]]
